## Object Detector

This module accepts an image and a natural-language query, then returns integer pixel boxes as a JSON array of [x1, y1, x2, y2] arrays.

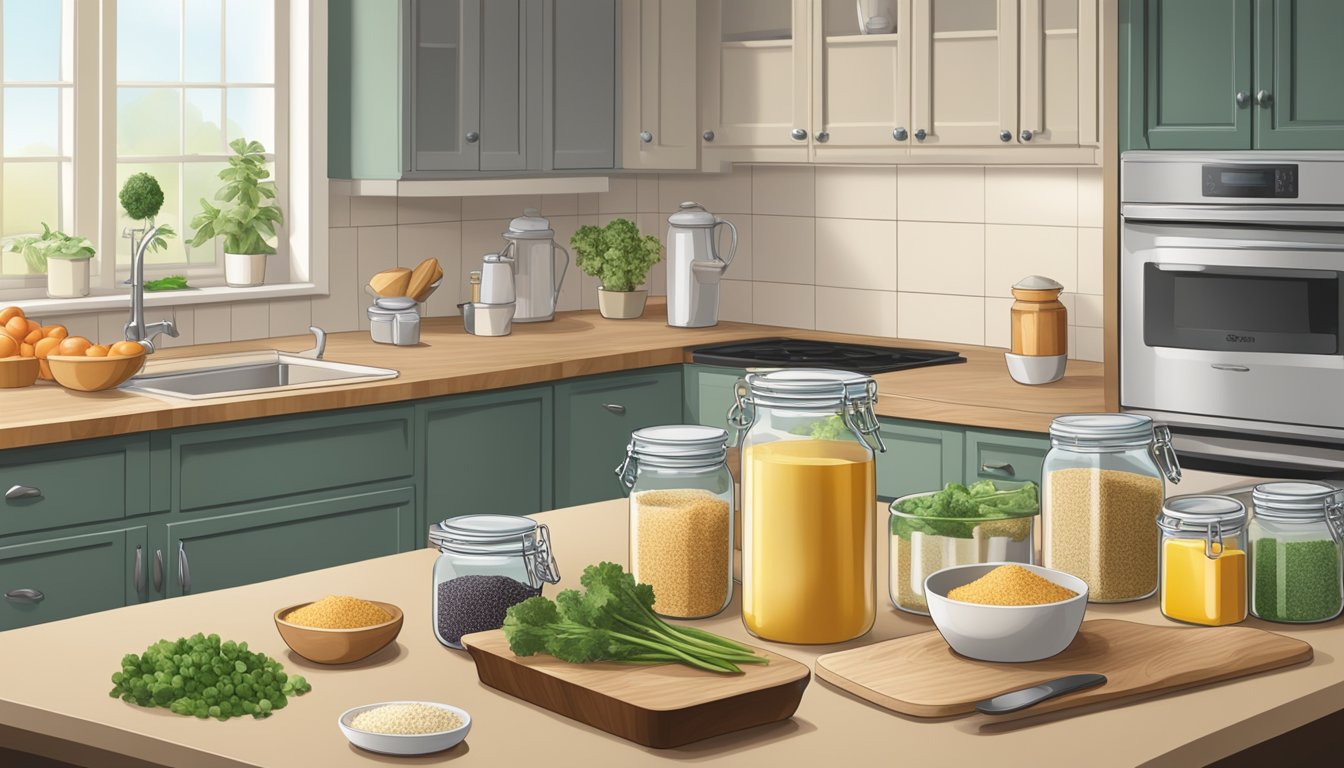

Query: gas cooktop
[[690, 338, 966, 374]]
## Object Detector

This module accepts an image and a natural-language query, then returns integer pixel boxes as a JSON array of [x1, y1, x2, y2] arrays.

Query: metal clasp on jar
[[614, 444, 639, 493], [843, 379, 887, 454], [726, 379, 755, 446], [1326, 496, 1344, 546], [524, 524, 561, 586], [1151, 425, 1182, 484]]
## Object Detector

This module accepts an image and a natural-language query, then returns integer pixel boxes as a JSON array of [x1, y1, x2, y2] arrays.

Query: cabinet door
[[683, 364, 746, 431], [874, 419, 964, 500], [813, 0, 912, 151], [409, 0, 480, 172], [164, 488, 416, 597], [911, 0, 1018, 146], [554, 368, 684, 508], [0, 435, 149, 536], [963, 429, 1049, 487], [421, 387, 553, 522], [480, 0, 531, 171], [1254, 0, 1344, 149], [700, 0, 812, 148], [0, 527, 147, 630], [622, 0, 699, 169], [548, 0, 618, 169], [1018, 0, 1095, 146]]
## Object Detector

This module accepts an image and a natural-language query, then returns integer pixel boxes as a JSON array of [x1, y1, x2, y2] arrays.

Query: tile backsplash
[[32, 166, 1104, 361]]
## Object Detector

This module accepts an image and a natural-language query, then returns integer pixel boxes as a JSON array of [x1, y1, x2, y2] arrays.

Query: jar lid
[[429, 514, 538, 549], [1049, 413, 1154, 446], [668, 202, 718, 228], [744, 368, 875, 409], [1161, 494, 1246, 528], [374, 296, 417, 311], [630, 425, 728, 462], [1013, 275, 1063, 291], [1252, 481, 1342, 518], [505, 208, 554, 239]]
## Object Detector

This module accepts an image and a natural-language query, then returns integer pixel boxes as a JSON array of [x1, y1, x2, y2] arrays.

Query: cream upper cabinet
[[910, 0, 1018, 147], [621, 0, 699, 169], [811, 0, 912, 156], [1018, 0, 1098, 147]]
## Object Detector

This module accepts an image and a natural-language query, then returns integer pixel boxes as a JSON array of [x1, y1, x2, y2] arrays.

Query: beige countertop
[[0, 499, 1336, 768], [0, 302, 1104, 450]]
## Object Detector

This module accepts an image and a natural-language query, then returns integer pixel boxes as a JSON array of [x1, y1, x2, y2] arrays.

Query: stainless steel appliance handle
[[5, 485, 40, 500], [1123, 203, 1344, 228], [1154, 262, 1339, 279]]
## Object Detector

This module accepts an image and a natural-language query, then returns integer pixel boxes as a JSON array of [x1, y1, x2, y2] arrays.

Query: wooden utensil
[[407, 258, 441, 303], [369, 267, 412, 298], [463, 629, 810, 748], [815, 619, 1311, 721]]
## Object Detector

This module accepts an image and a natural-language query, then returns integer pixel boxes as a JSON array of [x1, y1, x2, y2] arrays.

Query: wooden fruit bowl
[[0, 356, 39, 388], [46, 349, 146, 392], [274, 601, 404, 665]]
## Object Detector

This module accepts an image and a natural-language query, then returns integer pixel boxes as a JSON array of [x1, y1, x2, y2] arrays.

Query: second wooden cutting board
[[815, 619, 1312, 720]]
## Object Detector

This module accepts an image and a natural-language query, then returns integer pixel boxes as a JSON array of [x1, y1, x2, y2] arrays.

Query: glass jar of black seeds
[[1248, 482, 1344, 624], [429, 515, 560, 649]]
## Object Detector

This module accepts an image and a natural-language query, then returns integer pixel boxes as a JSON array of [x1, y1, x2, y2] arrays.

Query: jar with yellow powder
[[1158, 495, 1247, 626]]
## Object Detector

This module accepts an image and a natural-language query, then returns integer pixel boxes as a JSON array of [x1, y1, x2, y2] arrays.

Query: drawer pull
[[5, 485, 41, 500], [4, 588, 44, 603], [981, 462, 1016, 477], [135, 546, 145, 596], [602, 403, 627, 415], [179, 542, 191, 594], [153, 549, 164, 593]]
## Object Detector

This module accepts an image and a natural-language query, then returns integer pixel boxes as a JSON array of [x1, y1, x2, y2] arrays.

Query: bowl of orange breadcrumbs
[[274, 596, 404, 664], [924, 563, 1088, 662]]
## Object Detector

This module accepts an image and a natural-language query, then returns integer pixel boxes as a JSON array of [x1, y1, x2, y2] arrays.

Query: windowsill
[[12, 282, 321, 316]]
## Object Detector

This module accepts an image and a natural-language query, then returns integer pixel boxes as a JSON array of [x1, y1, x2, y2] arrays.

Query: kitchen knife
[[974, 673, 1107, 715]]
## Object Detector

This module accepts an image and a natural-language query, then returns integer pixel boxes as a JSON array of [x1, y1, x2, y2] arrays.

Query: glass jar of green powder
[[1248, 482, 1344, 624]]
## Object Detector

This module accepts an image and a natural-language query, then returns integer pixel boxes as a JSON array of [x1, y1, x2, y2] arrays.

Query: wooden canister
[[1010, 276, 1067, 356]]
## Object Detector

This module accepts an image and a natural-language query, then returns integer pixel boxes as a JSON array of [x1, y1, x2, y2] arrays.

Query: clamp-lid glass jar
[[429, 515, 559, 649], [1041, 413, 1181, 602], [1158, 495, 1247, 626], [616, 425, 733, 619], [729, 369, 886, 644], [1249, 481, 1344, 624]]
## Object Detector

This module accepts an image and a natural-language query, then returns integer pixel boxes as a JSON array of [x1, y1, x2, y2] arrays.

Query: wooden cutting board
[[815, 619, 1312, 720], [463, 629, 810, 748]]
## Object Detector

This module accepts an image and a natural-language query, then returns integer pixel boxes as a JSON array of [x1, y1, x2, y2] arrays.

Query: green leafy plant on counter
[[7, 224, 95, 273], [144, 275, 190, 292], [503, 562, 768, 674], [570, 218, 661, 292], [119, 173, 176, 253], [188, 138, 285, 256], [891, 480, 1039, 541]]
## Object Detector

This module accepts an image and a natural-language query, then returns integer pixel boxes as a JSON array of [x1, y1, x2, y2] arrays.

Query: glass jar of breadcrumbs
[[1249, 482, 1344, 624], [1041, 414, 1181, 603], [616, 425, 733, 619]]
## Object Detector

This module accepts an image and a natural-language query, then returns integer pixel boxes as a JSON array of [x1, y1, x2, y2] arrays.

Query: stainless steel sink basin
[[125, 351, 398, 399]]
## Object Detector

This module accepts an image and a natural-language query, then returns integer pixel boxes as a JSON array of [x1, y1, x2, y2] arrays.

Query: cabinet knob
[[999, 129, 1012, 142], [1255, 89, 1273, 107], [639, 130, 653, 143], [790, 128, 808, 141], [892, 127, 908, 141], [4, 588, 44, 603], [1236, 90, 1249, 106], [178, 542, 191, 594], [702, 130, 715, 142], [5, 485, 40, 500], [134, 546, 144, 596], [1020, 129, 1034, 142], [914, 128, 927, 141], [816, 131, 830, 143], [465, 131, 480, 143], [602, 403, 627, 415]]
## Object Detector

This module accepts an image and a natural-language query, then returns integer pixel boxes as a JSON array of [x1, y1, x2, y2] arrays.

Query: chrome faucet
[[123, 225, 179, 352]]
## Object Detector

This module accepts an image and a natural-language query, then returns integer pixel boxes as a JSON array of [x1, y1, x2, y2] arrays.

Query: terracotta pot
[[597, 287, 648, 319]]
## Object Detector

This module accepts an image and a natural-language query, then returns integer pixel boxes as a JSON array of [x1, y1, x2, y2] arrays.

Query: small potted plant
[[188, 138, 284, 287], [120, 172, 177, 258], [570, 218, 661, 320], [8, 224, 96, 298]]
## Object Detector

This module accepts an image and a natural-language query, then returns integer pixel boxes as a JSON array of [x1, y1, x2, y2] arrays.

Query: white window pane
[[2, 161, 60, 237], [183, 161, 226, 263], [184, 0, 223, 82], [185, 88, 224, 155], [118, 88, 182, 156], [118, 0, 182, 82], [225, 0, 274, 83], [2, 0, 62, 82], [3, 88, 60, 157], [225, 87, 274, 150], [116, 163, 183, 266]]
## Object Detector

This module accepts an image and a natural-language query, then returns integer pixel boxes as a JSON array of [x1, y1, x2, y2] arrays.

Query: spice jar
[[616, 425, 733, 619], [1041, 413, 1181, 602], [429, 515, 560, 649], [1158, 495, 1247, 626], [1249, 482, 1344, 624], [729, 369, 885, 644]]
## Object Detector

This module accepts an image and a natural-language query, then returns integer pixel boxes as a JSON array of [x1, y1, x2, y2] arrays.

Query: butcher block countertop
[[0, 302, 1104, 450], [0, 499, 1336, 768]]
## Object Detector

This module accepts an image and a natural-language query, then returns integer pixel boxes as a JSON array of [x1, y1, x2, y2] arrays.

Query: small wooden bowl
[[0, 356, 39, 388], [46, 350, 146, 392], [274, 601, 403, 665]]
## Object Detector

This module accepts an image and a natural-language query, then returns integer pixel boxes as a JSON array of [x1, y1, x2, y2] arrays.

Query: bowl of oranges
[[1, 306, 57, 388], [1, 306, 147, 392]]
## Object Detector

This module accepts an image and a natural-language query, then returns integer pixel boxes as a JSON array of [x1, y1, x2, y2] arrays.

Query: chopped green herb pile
[[109, 633, 311, 720], [144, 275, 189, 291], [891, 480, 1038, 540], [503, 562, 768, 674]]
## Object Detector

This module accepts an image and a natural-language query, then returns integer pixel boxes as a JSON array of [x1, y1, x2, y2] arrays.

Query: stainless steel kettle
[[666, 202, 737, 328], [502, 209, 569, 323]]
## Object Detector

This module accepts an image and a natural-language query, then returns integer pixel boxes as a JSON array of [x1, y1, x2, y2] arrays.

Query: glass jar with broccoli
[[888, 480, 1039, 615]]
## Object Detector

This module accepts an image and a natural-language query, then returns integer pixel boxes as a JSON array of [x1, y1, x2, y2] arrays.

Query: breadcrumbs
[[284, 595, 391, 629], [350, 703, 463, 735], [948, 565, 1078, 606], [631, 489, 731, 618]]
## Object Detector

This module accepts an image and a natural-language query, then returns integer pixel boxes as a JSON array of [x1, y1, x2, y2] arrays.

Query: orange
[[26, 319, 41, 335], [22, 328, 43, 345], [3, 316, 27, 340], [57, 336, 92, 356], [0, 306, 23, 326], [44, 325, 68, 340], [34, 337, 61, 359], [20, 342, 34, 357], [85, 344, 109, 357], [109, 340, 143, 357], [0, 334, 16, 358]]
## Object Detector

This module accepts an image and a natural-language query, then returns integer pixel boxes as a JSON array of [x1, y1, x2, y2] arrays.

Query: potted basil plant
[[7, 224, 96, 298], [188, 138, 285, 287], [570, 218, 662, 319]]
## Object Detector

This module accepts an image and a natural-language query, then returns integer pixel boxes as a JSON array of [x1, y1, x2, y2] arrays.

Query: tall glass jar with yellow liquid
[[729, 369, 886, 644]]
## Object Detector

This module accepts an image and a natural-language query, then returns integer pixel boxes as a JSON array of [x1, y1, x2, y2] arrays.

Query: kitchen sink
[[124, 351, 398, 399]]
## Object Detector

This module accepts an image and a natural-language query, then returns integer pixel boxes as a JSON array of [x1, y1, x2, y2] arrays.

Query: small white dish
[[925, 562, 1088, 663], [337, 701, 471, 756], [1004, 352, 1067, 385]]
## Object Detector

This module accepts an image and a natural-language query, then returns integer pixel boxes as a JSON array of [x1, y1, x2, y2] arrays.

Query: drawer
[[0, 527, 145, 631], [875, 419, 965, 501], [964, 429, 1050, 487], [172, 406, 415, 512], [0, 436, 149, 536]]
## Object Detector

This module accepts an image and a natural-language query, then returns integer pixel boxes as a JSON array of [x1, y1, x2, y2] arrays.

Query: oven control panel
[[1202, 164, 1298, 198]]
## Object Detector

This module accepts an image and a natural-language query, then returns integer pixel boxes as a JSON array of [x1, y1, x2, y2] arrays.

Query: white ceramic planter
[[225, 252, 268, 287], [597, 287, 647, 319], [46, 258, 91, 299]]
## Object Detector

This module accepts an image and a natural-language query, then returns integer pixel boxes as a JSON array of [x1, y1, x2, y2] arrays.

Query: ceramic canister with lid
[[1006, 275, 1068, 385], [367, 296, 420, 346], [1158, 494, 1247, 626], [502, 209, 569, 323], [1249, 481, 1344, 623], [666, 202, 737, 328]]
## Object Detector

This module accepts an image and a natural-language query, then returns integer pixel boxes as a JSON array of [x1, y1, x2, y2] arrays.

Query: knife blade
[[974, 673, 1108, 715]]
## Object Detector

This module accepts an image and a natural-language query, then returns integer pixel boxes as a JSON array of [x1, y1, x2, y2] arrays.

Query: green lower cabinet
[[0, 434, 150, 536], [163, 487, 416, 597], [554, 367, 684, 507], [963, 429, 1050, 487], [683, 364, 746, 431], [874, 419, 965, 501], [1254, 0, 1344, 149], [420, 386, 554, 525], [0, 527, 148, 630]]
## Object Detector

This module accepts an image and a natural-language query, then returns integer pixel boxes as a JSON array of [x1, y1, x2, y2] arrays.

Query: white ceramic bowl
[[1004, 352, 1067, 385], [924, 563, 1088, 663], [338, 701, 471, 756]]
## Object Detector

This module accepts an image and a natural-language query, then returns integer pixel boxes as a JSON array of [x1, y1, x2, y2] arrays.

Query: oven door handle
[[1123, 203, 1344, 228], [1153, 262, 1339, 280]]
